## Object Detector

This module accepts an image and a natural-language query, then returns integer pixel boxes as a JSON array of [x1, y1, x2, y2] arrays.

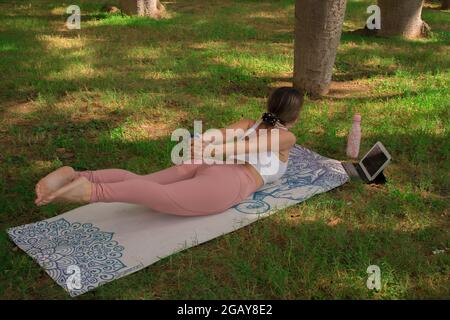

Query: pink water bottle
[[346, 114, 361, 159]]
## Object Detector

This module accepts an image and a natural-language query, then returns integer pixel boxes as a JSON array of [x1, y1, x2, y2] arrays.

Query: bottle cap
[[353, 114, 361, 122]]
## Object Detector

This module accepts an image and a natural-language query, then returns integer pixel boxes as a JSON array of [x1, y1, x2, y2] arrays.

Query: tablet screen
[[361, 144, 389, 177]]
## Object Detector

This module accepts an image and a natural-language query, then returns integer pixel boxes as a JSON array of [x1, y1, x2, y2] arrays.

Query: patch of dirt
[[102, 5, 121, 14], [1, 100, 39, 126], [139, 121, 173, 139], [324, 80, 374, 99], [327, 217, 343, 226], [270, 72, 293, 89], [423, 2, 444, 9]]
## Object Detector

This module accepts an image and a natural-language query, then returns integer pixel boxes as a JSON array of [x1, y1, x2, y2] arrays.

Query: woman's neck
[[257, 122, 287, 131]]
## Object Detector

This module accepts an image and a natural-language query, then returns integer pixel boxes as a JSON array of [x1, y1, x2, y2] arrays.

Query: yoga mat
[[7, 145, 349, 297]]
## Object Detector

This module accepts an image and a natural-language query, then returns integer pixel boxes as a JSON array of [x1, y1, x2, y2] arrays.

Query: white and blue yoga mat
[[7, 145, 349, 297]]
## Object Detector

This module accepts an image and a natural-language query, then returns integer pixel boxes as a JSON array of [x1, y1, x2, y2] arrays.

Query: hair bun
[[262, 112, 280, 126]]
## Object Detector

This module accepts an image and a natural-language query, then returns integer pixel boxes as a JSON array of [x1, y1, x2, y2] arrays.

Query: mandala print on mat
[[234, 145, 349, 214], [7, 218, 127, 296]]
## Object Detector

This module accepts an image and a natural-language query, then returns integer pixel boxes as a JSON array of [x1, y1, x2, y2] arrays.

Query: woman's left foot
[[35, 166, 76, 204], [36, 177, 92, 206]]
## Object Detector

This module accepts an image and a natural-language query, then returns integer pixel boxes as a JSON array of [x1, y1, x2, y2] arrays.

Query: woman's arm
[[218, 129, 296, 158], [203, 118, 253, 143], [190, 119, 253, 160], [193, 119, 296, 161]]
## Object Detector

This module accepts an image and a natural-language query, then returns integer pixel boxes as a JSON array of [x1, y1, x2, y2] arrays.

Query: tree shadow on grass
[[1, 101, 448, 298], [252, 218, 450, 299], [335, 32, 450, 81], [2, 214, 448, 299], [1, 19, 276, 110], [1, 0, 448, 299]]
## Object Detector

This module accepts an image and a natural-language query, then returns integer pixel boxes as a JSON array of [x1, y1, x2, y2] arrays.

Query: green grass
[[0, 0, 449, 299]]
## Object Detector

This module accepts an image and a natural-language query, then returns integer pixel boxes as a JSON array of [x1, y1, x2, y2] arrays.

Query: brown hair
[[264, 87, 303, 126]]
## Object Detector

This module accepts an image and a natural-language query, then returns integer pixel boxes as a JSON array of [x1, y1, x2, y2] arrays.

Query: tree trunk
[[377, 0, 429, 38], [442, 0, 450, 10], [119, 0, 165, 18], [294, 0, 347, 98]]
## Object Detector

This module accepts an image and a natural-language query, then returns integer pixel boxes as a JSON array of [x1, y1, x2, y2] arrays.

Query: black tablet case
[[341, 161, 387, 185]]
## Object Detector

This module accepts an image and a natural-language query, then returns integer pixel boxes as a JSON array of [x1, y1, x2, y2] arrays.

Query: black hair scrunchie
[[262, 112, 280, 126]]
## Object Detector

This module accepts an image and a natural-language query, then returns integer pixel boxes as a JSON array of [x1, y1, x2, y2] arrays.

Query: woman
[[35, 87, 303, 216]]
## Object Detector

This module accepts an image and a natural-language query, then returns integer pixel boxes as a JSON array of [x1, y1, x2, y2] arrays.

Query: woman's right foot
[[35, 166, 77, 205]]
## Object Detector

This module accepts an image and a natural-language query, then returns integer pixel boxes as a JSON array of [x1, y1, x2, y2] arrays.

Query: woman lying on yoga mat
[[35, 87, 303, 216]]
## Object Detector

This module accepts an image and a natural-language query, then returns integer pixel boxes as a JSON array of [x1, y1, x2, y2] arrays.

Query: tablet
[[358, 142, 392, 181]]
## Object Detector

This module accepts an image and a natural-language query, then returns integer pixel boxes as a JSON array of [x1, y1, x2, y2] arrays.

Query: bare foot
[[37, 177, 91, 206], [35, 166, 76, 205]]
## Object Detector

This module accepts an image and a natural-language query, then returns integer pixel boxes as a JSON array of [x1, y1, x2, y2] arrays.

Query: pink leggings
[[76, 163, 259, 216]]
